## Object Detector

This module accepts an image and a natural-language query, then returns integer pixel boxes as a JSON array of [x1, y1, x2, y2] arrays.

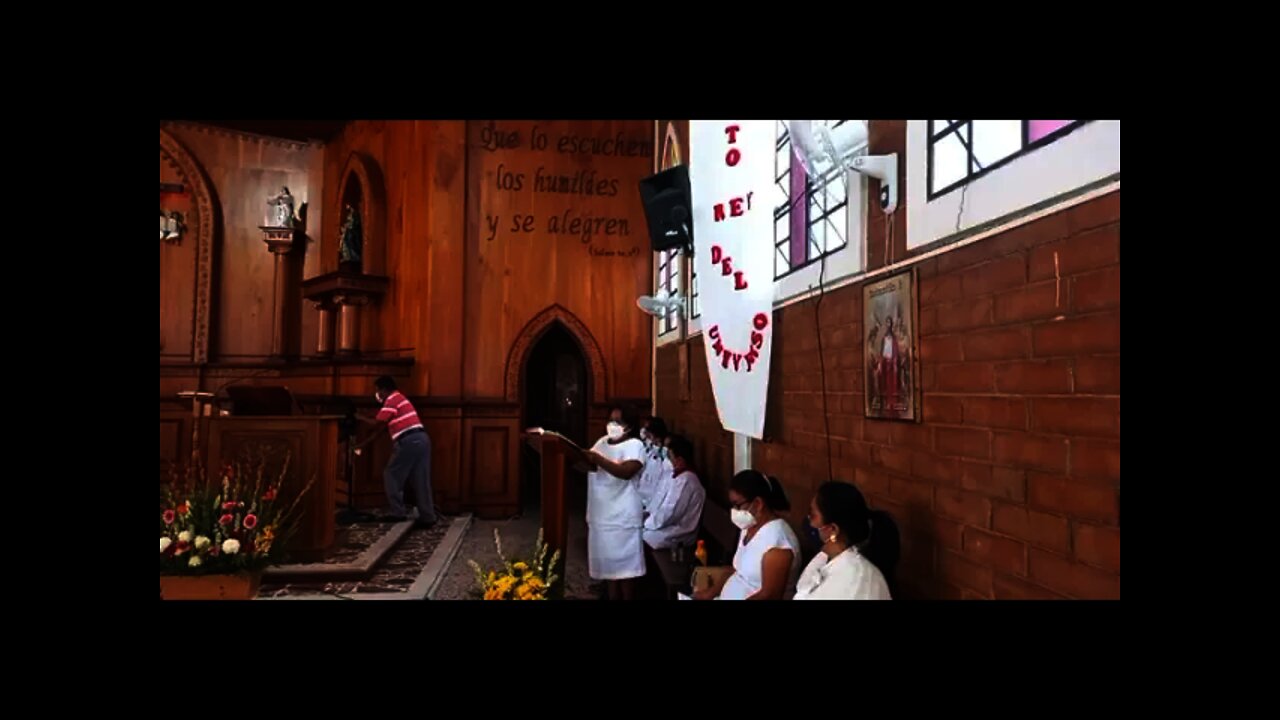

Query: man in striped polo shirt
[[356, 376, 437, 528]]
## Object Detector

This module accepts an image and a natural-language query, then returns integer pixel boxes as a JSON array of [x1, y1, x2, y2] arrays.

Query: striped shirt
[[375, 391, 423, 440]]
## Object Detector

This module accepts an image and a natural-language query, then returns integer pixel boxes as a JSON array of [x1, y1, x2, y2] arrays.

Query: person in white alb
[[693, 470, 801, 601], [635, 417, 671, 511], [583, 405, 648, 601], [795, 481, 897, 600], [642, 435, 705, 552]]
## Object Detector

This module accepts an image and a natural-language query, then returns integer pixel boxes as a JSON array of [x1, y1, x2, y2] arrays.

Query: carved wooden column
[[301, 271, 389, 358], [260, 226, 299, 360], [313, 301, 336, 357]]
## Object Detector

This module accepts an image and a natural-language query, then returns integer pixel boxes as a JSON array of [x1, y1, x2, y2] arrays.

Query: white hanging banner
[[689, 120, 775, 439]]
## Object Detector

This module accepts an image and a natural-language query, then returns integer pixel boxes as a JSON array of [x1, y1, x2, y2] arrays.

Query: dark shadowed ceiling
[[174, 120, 350, 143]]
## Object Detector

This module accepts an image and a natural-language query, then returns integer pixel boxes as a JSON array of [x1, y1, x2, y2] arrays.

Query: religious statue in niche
[[863, 270, 917, 421], [159, 208, 185, 244], [338, 203, 363, 269], [265, 186, 297, 228]]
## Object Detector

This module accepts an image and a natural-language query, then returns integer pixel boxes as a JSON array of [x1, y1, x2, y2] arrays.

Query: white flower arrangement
[[178, 531, 193, 544], [194, 535, 211, 550], [222, 539, 241, 555], [160, 537, 172, 553]]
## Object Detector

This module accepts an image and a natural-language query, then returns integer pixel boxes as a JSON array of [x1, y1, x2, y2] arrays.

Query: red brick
[[1073, 523, 1121, 573], [963, 327, 1032, 361], [898, 534, 936, 584], [936, 427, 992, 460], [935, 362, 996, 392], [992, 573, 1065, 600], [1028, 472, 1119, 524], [962, 396, 1028, 431], [1066, 191, 1120, 234], [854, 467, 893, 498], [863, 421, 892, 445], [847, 439, 874, 466], [921, 335, 964, 363], [993, 280, 1069, 324], [935, 488, 992, 527], [961, 463, 1027, 503], [920, 274, 962, 306], [963, 527, 1028, 576], [938, 549, 994, 595], [995, 359, 1073, 394], [1029, 224, 1120, 282], [890, 477, 935, 507], [1031, 398, 1120, 438], [993, 432, 1069, 473], [867, 495, 910, 530], [961, 256, 1027, 298], [912, 451, 962, 487], [1032, 313, 1121, 357], [919, 306, 938, 335], [932, 516, 964, 551], [937, 297, 995, 332], [1070, 439, 1120, 483], [890, 423, 934, 451], [992, 503, 1071, 554], [923, 395, 963, 425], [870, 444, 913, 475], [1028, 548, 1120, 599], [1075, 355, 1120, 395], [1072, 265, 1120, 313]]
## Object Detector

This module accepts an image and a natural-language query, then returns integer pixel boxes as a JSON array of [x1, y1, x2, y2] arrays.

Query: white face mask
[[730, 508, 756, 530], [606, 422, 624, 440]]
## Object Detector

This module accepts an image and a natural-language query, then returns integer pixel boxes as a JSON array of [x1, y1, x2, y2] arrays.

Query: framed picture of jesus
[[863, 270, 918, 421]]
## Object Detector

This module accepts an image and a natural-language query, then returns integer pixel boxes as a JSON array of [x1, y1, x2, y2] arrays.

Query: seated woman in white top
[[693, 470, 801, 601], [794, 481, 897, 600], [584, 406, 648, 601]]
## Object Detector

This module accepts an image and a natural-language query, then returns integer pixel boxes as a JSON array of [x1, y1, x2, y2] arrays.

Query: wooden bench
[[648, 498, 739, 599]]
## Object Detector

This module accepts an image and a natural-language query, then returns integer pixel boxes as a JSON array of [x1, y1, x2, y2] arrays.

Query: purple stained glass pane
[[789, 151, 808, 265], [1028, 121, 1075, 143]]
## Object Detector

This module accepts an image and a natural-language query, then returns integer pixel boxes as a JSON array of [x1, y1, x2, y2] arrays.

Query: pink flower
[[222, 502, 238, 511], [263, 488, 277, 502], [219, 514, 233, 526], [163, 510, 176, 525], [243, 514, 259, 529]]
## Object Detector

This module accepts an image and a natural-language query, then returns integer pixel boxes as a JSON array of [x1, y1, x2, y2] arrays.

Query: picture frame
[[863, 269, 919, 421]]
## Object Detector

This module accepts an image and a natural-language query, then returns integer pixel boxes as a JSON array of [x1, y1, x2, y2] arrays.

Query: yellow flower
[[525, 576, 545, 590], [513, 562, 528, 572]]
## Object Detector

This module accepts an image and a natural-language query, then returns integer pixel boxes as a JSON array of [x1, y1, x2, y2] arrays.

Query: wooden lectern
[[523, 430, 595, 598]]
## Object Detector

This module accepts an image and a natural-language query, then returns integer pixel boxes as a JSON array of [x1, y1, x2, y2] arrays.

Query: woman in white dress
[[694, 470, 801, 600], [794, 481, 897, 600], [584, 406, 648, 601]]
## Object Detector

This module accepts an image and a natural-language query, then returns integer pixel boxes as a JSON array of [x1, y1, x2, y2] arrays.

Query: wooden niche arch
[[160, 127, 218, 364], [335, 151, 387, 276], [505, 305, 608, 407]]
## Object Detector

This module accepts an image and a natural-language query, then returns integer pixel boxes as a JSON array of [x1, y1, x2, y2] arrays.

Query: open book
[[525, 427, 589, 455]]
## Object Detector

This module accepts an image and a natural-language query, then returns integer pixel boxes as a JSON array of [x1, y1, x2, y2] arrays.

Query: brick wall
[[654, 121, 1119, 599]]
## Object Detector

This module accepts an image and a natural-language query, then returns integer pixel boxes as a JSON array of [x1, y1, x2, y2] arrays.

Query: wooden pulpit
[[523, 430, 594, 598]]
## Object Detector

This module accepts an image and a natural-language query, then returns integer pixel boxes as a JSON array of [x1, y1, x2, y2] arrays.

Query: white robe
[[586, 437, 647, 580]]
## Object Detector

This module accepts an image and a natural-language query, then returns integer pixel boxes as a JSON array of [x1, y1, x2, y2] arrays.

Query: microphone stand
[[336, 414, 376, 526]]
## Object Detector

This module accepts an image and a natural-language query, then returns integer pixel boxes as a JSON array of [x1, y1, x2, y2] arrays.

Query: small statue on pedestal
[[338, 203, 363, 268], [266, 186, 296, 228]]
